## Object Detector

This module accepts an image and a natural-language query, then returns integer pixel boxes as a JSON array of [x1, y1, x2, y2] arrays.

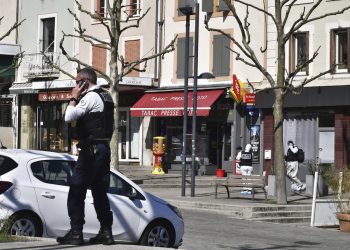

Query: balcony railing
[[22, 52, 60, 78]]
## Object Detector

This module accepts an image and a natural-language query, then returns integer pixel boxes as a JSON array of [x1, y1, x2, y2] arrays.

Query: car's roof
[[0, 149, 76, 163]]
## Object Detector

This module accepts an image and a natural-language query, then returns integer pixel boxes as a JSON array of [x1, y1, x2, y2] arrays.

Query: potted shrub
[[324, 165, 350, 232], [306, 161, 330, 197]]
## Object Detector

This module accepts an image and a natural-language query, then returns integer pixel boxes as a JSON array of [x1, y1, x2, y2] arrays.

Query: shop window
[[319, 113, 335, 127], [128, 0, 141, 17], [176, 36, 193, 79], [124, 39, 140, 77], [289, 32, 309, 74], [212, 34, 230, 77], [0, 100, 12, 127], [39, 17, 55, 53], [330, 28, 350, 73], [95, 0, 107, 18], [92, 44, 107, 74]]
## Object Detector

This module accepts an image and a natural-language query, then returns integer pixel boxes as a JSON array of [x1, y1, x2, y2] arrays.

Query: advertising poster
[[250, 125, 260, 163]]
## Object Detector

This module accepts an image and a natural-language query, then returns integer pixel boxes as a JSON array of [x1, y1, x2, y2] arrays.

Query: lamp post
[[179, 3, 193, 197]]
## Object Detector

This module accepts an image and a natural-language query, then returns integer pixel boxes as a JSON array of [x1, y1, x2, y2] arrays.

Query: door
[[318, 129, 335, 165], [118, 109, 141, 162], [222, 123, 234, 171], [29, 159, 74, 237], [84, 172, 141, 241], [35, 102, 68, 152]]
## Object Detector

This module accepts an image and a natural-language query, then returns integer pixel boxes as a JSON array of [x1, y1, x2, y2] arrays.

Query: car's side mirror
[[126, 187, 138, 200]]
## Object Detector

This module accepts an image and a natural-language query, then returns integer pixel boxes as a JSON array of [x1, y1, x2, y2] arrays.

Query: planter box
[[305, 175, 329, 197], [267, 175, 292, 197], [337, 213, 350, 232]]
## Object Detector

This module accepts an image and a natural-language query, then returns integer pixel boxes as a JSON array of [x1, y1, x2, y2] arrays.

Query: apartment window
[[330, 28, 349, 73], [212, 34, 230, 77], [92, 44, 107, 74], [129, 0, 141, 17], [125, 39, 140, 77], [289, 32, 309, 74], [40, 17, 55, 53], [96, 0, 106, 18], [0, 100, 12, 127], [176, 36, 193, 79]]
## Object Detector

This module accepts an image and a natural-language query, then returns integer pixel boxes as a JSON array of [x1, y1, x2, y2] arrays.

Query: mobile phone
[[80, 81, 88, 91]]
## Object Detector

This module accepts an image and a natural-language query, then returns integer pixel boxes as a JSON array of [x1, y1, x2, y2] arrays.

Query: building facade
[[0, 0, 20, 148], [256, 0, 350, 179]]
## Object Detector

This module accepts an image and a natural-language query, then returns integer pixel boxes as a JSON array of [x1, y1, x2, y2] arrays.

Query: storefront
[[256, 85, 350, 179], [131, 87, 254, 173]]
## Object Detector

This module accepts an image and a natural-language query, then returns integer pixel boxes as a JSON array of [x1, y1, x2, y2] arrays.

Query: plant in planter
[[324, 165, 350, 232], [307, 161, 331, 196]]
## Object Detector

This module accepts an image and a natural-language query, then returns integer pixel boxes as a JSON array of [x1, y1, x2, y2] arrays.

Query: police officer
[[237, 144, 253, 195], [57, 68, 115, 245], [285, 140, 306, 192]]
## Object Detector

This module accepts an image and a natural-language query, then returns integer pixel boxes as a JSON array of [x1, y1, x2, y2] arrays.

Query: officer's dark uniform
[[58, 86, 114, 245], [68, 88, 114, 231]]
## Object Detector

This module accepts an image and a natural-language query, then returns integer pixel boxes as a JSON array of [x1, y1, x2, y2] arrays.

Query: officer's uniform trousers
[[67, 142, 113, 231]]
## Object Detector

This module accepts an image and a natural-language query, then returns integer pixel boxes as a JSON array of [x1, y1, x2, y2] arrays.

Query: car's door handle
[[41, 192, 55, 199]]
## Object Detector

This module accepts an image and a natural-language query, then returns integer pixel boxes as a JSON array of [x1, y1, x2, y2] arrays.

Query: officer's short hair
[[77, 67, 97, 84]]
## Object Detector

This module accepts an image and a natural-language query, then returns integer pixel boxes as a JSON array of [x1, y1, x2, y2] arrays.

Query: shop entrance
[[35, 102, 69, 152]]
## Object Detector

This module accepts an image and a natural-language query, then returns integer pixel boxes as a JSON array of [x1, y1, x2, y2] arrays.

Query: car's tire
[[7, 213, 43, 237], [140, 221, 174, 248]]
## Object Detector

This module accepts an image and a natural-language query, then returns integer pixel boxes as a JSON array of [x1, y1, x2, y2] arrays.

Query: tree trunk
[[274, 0, 287, 204]]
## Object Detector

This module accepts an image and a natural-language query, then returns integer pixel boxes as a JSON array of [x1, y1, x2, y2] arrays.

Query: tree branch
[[120, 7, 150, 34], [234, 0, 277, 26], [0, 18, 25, 41]]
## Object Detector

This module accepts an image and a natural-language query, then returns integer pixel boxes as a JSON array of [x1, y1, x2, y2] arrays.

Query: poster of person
[[250, 125, 260, 163]]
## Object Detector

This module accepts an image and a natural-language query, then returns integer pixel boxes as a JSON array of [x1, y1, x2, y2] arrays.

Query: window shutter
[[305, 31, 309, 75], [177, 37, 186, 78], [289, 34, 295, 73], [221, 36, 230, 76], [213, 35, 230, 76], [330, 30, 336, 74], [347, 28, 350, 73], [217, 0, 229, 11], [202, 0, 213, 13], [178, 0, 186, 16]]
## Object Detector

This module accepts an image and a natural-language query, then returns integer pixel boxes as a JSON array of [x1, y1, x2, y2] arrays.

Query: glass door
[[35, 102, 68, 152], [118, 109, 141, 162], [222, 123, 234, 171]]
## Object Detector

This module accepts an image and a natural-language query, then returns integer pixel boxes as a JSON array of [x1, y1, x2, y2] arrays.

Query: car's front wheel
[[8, 213, 43, 237], [140, 221, 174, 247]]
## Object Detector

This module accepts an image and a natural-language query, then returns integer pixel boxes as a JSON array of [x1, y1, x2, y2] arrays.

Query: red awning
[[130, 89, 224, 117]]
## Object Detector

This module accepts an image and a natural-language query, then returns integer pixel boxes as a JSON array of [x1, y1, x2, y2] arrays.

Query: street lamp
[[179, 2, 194, 197]]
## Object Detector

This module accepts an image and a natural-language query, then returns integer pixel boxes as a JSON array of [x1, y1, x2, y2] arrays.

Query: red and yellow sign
[[243, 93, 256, 105]]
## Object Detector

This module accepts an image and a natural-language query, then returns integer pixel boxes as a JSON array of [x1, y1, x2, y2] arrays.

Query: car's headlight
[[167, 203, 183, 219]]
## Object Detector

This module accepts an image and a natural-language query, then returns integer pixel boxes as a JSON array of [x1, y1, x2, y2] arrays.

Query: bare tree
[[51, 0, 176, 169], [0, 16, 25, 75], [206, 0, 350, 204]]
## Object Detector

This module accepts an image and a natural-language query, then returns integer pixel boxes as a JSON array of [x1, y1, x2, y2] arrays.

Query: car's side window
[[0, 156, 18, 176], [108, 173, 133, 197], [31, 160, 73, 186]]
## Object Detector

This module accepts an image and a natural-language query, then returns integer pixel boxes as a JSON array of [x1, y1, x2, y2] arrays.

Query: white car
[[0, 149, 184, 248]]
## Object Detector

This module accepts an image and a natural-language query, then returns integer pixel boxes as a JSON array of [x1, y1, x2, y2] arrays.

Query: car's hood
[[145, 192, 169, 205]]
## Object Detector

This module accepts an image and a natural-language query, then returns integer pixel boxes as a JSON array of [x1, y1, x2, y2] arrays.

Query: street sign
[[243, 93, 256, 105]]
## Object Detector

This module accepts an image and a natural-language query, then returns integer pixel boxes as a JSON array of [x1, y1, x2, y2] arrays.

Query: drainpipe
[[157, 0, 164, 85], [154, 0, 159, 84], [16, 0, 19, 44]]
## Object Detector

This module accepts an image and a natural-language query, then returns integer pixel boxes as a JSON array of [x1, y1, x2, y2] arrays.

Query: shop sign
[[121, 76, 152, 87], [38, 91, 72, 101], [250, 125, 260, 163], [230, 74, 241, 102], [243, 93, 256, 105]]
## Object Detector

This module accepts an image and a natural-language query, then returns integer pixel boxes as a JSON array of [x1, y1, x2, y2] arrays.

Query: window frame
[[95, 0, 107, 18], [289, 31, 309, 75], [37, 14, 57, 53], [330, 28, 350, 74], [128, 0, 141, 17]]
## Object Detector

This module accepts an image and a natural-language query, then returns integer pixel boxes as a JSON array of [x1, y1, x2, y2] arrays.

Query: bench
[[214, 175, 267, 200]]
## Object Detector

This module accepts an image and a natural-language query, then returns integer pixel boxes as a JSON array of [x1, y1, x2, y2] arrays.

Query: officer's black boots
[[89, 227, 115, 245], [56, 229, 84, 245]]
